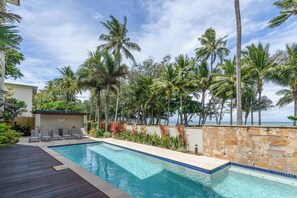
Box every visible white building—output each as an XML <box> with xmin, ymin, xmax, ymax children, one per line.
<box><xmin>4</xmin><ymin>82</ymin><xmax>38</xmax><ymax>117</ymax></box>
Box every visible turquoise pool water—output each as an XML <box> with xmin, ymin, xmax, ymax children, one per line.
<box><xmin>51</xmin><ymin>143</ymin><xmax>297</xmax><ymax>198</ymax></box>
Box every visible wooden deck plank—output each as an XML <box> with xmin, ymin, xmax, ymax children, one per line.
<box><xmin>0</xmin><ymin>144</ymin><xmax>109</xmax><ymax>198</ymax></box>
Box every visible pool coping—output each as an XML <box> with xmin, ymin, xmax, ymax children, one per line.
<box><xmin>101</xmin><ymin>141</ymin><xmax>231</xmax><ymax>174</ymax></box>
<box><xmin>41</xmin><ymin>144</ymin><xmax>131</xmax><ymax>198</ymax></box>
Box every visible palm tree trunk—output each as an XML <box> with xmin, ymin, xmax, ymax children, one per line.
<box><xmin>114</xmin><ymin>88</ymin><xmax>119</xmax><ymax>122</ymax></box>
<box><xmin>199</xmin><ymin>90</ymin><xmax>206</xmax><ymax>126</ymax></box>
<box><xmin>105</xmin><ymin>84</ymin><xmax>110</xmax><ymax>131</ymax></box>
<box><xmin>251</xmin><ymin>95</ymin><xmax>254</xmax><ymax>125</ymax></box>
<box><xmin>230</xmin><ymin>98</ymin><xmax>233</xmax><ymax>125</ymax></box>
<box><xmin>293</xmin><ymin>94</ymin><xmax>297</xmax><ymax>126</ymax></box>
<box><xmin>234</xmin><ymin>0</ymin><xmax>242</xmax><ymax>125</ymax></box>
<box><xmin>96</xmin><ymin>91</ymin><xmax>101</xmax><ymax>129</ymax></box>
<box><xmin>244</xmin><ymin>112</ymin><xmax>249</xmax><ymax>125</ymax></box>
<box><xmin>219</xmin><ymin>99</ymin><xmax>225</xmax><ymax>125</ymax></box>
<box><xmin>180</xmin><ymin>94</ymin><xmax>183</xmax><ymax>125</ymax></box>
<box><xmin>258</xmin><ymin>88</ymin><xmax>262</xmax><ymax>125</ymax></box>
<box><xmin>167</xmin><ymin>94</ymin><xmax>171</xmax><ymax>126</ymax></box>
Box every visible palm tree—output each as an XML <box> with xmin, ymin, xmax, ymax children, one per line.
<box><xmin>78</xmin><ymin>50</ymin><xmax>105</xmax><ymax>129</ymax></box>
<box><xmin>243</xmin><ymin>43</ymin><xmax>278</xmax><ymax>125</ymax></box>
<box><xmin>191</xmin><ymin>61</ymin><xmax>211</xmax><ymax>125</ymax></box>
<box><xmin>98</xmin><ymin>15</ymin><xmax>141</xmax><ymax>63</ymax></box>
<box><xmin>97</xmin><ymin>51</ymin><xmax>128</xmax><ymax>131</ymax></box>
<box><xmin>234</xmin><ymin>0</ymin><xmax>243</xmax><ymax>125</ymax></box>
<box><xmin>211</xmin><ymin>58</ymin><xmax>236</xmax><ymax>125</ymax></box>
<box><xmin>57</xmin><ymin>66</ymin><xmax>78</xmax><ymax>111</ymax></box>
<box><xmin>268</xmin><ymin>0</ymin><xmax>297</xmax><ymax>28</ymax></box>
<box><xmin>151</xmin><ymin>64</ymin><xmax>179</xmax><ymax>125</ymax></box>
<box><xmin>273</xmin><ymin>43</ymin><xmax>297</xmax><ymax>125</ymax></box>
<box><xmin>175</xmin><ymin>54</ymin><xmax>192</xmax><ymax>124</ymax></box>
<box><xmin>195</xmin><ymin>28</ymin><xmax>230</xmax><ymax>73</ymax></box>
<box><xmin>0</xmin><ymin>6</ymin><xmax>22</xmax><ymax>50</ymax></box>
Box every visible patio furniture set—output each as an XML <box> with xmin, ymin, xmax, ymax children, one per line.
<box><xmin>29</xmin><ymin>127</ymin><xmax>88</xmax><ymax>142</ymax></box>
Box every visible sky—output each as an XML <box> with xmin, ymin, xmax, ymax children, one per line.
<box><xmin>6</xmin><ymin>0</ymin><xmax>297</xmax><ymax>122</ymax></box>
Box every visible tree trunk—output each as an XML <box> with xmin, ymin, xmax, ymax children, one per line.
<box><xmin>258</xmin><ymin>88</ymin><xmax>262</xmax><ymax>125</ymax></box>
<box><xmin>167</xmin><ymin>94</ymin><xmax>171</xmax><ymax>126</ymax></box>
<box><xmin>234</xmin><ymin>0</ymin><xmax>242</xmax><ymax>125</ymax></box>
<box><xmin>219</xmin><ymin>99</ymin><xmax>225</xmax><ymax>125</ymax></box>
<box><xmin>244</xmin><ymin>111</ymin><xmax>249</xmax><ymax>125</ymax></box>
<box><xmin>293</xmin><ymin>91</ymin><xmax>297</xmax><ymax>126</ymax></box>
<box><xmin>105</xmin><ymin>84</ymin><xmax>110</xmax><ymax>131</ymax></box>
<box><xmin>114</xmin><ymin>88</ymin><xmax>119</xmax><ymax>122</ymax></box>
<box><xmin>251</xmin><ymin>95</ymin><xmax>254</xmax><ymax>125</ymax></box>
<box><xmin>230</xmin><ymin>98</ymin><xmax>233</xmax><ymax>125</ymax></box>
<box><xmin>180</xmin><ymin>94</ymin><xmax>183</xmax><ymax>125</ymax></box>
<box><xmin>199</xmin><ymin>90</ymin><xmax>206</xmax><ymax>126</ymax></box>
<box><xmin>96</xmin><ymin>91</ymin><xmax>101</xmax><ymax>130</ymax></box>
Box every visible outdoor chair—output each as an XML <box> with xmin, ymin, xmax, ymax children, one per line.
<box><xmin>71</xmin><ymin>127</ymin><xmax>82</xmax><ymax>139</ymax></box>
<box><xmin>80</xmin><ymin>128</ymin><xmax>89</xmax><ymax>138</ymax></box>
<box><xmin>41</xmin><ymin>129</ymin><xmax>52</xmax><ymax>141</ymax></box>
<box><xmin>62</xmin><ymin>128</ymin><xmax>71</xmax><ymax>139</ymax></box>
<box><xmin>29</xmin><ymin>129</ymin><xmax>39</xmax><ymax>142</ymax></box>
<box><xmin>52</xmin><ymin>129</ymin><xmax>62</xmax><ymax>140</ymax></box>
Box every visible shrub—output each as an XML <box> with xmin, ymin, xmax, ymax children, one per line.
<box><xmin>89</xmin><ymin>128</ymin><xmax>95</xmax><ymax>137</ymax></box>
<box><xmin>12</xmin><ymin>125</ymin><xmax>30</xmax><ymax>136</ymax></box>
<box><xmin>176</xmin><ymin>124</ymin><xmax>187</xmax><ymax>148</ymax></box>
<box><xmin>0</xmin><ymin>123</ymin><xmax>22</xmax><ymax>144</ymax></box>
<box><xmin>93</xmin><ymin>129</ymin><xmax>105</xmax><ymax>138</ymax></box>
<box><xmin>160</xmin><ymin>125</ymin><xmax>169</xmax><ymax>137</ymax></box>
<box><xmin>110</xmin><ymin>122</ymin><xmax>125</xmax><ymax>134</ymax></box>
<box><xmin>103</xmin><ymin>132</ymin><xmax>111</xmax><ymax>138</ymax></box>
<box><xmin>131</xmin><ymin>125</ymin><xmax>138</xmax><ymax>135</ymax></box>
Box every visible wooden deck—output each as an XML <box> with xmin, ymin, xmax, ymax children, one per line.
<box><xmin>0</xmin><ymin>144</ymin><xmax>109</xmax><ymax>198</ymax></box>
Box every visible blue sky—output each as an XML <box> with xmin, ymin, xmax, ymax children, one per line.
<box><xmin>6</xmin><ymin>0</ymin><xmax>297</xmax><ymax>122</ymax></box>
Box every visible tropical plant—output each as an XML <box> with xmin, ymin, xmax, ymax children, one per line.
<box><xmin>195</xmin><ymin>28</ymin><xmax>230</xmax><ymax>72</ymax></box>
<box><xmin>273</xmin><ymin>44</ymin><xmax>297</xmax><ymax>125</ymax></box>
<box><xmin>96</xmin><ymin>51</ymin><xmax>128</xmax><ymax>131</ymax></box>
<box><xmin>268</xmin><ymin>0</ymin><xmax>297</xmax><ymax>28</ymax></box>
<box><xmin>5</xmin><ymin>48</ymin><xmax>24</xmax><ymax>79</ymax></box>
<box><xmin>211</xmin><ymin>57</ymin><xmax>236</xmax><ymax>125</ymax></box>
<box><xmin>0</xmin><ymin>122</ymin><xmax>22</xmax><ymax>144</ymax></box>
<box><xmin>242</xmin><ymin>43</ymin><xmax>278</xmax><ymax>125</ymax></box>
<box><xmin>56</xmin><ymin>66</ymin><xmax>78</xmax><ymax>110</ymax></box>
<box><xmin>98</xmin><ymin>15</ymin><xmax>141</xmax><ymax>63</ymax></box>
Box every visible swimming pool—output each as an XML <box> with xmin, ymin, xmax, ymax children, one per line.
<box><xmin>51</xmin><ymin>142</ymin><xmax>297</xmax><ymax>198</ymax></box>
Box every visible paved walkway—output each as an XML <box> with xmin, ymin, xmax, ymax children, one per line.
<box><xmin>0</xmin><ymin>144</ymin><xmax>108</xmax><ymax>198</ymax></box>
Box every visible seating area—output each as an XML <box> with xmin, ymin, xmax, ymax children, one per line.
<box><xmin>29</xmin><ymin>127</ymin><xmax>85</xmax><ymax>142</ymax></box>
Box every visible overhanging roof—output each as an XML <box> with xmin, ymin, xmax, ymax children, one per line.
<box><xmin>33</xmin><ymin>110</ymin><xmax>88</xmax><ymax>115</ymax></box>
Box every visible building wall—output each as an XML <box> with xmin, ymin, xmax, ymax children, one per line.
<box><xmin>35</xmin><ymin>114</ymin><xmax>85</xmax><ymax>130</ymax></box>
<box><xmin>5</xmin><ymin>83</ymin><xmax>36</xmax><ymax>117</ymax></box>
<box><xmin>126</xmin><ymin>125</ymin><xmax>203</xmax><ymax>153</ymax></box>
<box><xmin>203</xmin><ymin>125</ymin><xmax>297</xmax><ymax>174</ymax></box>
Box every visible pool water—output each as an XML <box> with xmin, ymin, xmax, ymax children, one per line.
<box><xmin>51</xmin><ymin>143</ymin><xmax>297</xmax><ymax>198</ymax></box>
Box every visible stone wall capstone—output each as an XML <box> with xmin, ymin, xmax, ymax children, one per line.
<box><xmin>203</xmin><ymin>125</ymin><xmax>297</xmax><ymax>174</ymax></box>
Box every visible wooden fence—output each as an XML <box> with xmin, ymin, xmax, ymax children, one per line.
<box><xmin>13</xmin><ymin>117</ymin><xmax>35</xmax><ymax>131</ymax></box>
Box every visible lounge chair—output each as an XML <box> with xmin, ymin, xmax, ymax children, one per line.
<box><xmin>71</xmin><ymin>127</ymin><xmax>82</xmax><ymax>139</ymax></box>
<box><xmin>80</xmin><ymin>128</ymin><xmax>89</xmax><ymax>137</ymax></box>
<box><xmin>41</xmin><ymin>129</ymin><xmax>52</xmax><ymax>141</ymax></box>
<box><xmin>62</xmin><ymin>128</ymin><xmax>71</xmax><ymax>139</ymax></box>
<box><xmin>52</xmin><ymin>129</ymin><xmax>62</xmax><ymax>140</ymax></box>
<box><xmin>29</xmin><ymin>129</ymin><xmax>39</xmax><ymax>142</ymax></box>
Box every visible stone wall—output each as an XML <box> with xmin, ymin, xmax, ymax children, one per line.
<box><xmin>203</xmin><ymin>125</ymin><xmax>297</xmax><ymax>174</ymax></box>
<box><xmin>126</xmin><ymin>125</ymin><xmax>203</xmax><ymax>153</ymax></box>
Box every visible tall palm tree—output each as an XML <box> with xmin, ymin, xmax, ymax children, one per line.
<box><xmin>151</xmin><ymin>64</ymin><xmax>179</xmax><ymax>125</ymax></box>
<box><xmin>273</xmin><ymin>43</ymin><xmax>297</xmax><ymax>125</ymax></box>
<box><xmin>268</xmin><ymin>0</ymin><xmax>297</xmax><ymax>28</ymax></box>
<box><xmin>195</xmin><ymin>28</ymin><xmax>230</xmax><ymax>73</ymax></box>
<box><xmin>234</xmin><ymin>0</ymin><xmax>243</xmax><ymax>125</ymax></box>
<box><xmin>57</xmin><ymin>66</ymin><xmax>78</xmax><ymax>111</ymax></box>
<box><xmin>98</xmin><ymin>15</ymin><xmax>141</xmax><ymax>63</ymax></box>
<box><xmin>78</xmin><ymin>50</ymin><xmax>105</xmax><ymax>129</ymax></box>
<box><xmin>191</xmin><ymin>61</ymin><xmax>211</xmax><ymax>125</ymax></box>
<box><xmin>243</xmin><ymin>43</ymin><xmax>278</xmax><ymax>125</ymax></box>
<box><xmin>97</xmin><ymin>51</ymin><xmax>128</xmax><ymax>131</ymax></box>
<box><xmin>211</xmin><ymin>57</ymin><xmax>236</xmax><ymax>125</ymax></box>
<box><xmin>175</xmin><ymin>54</ymin><xmax>192</xmax><ymax>124</ymax></box>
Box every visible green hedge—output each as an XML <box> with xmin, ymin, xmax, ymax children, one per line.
<box><xmin>0</xmin><ymin>123</ymin><xmax>22</xmax><ymax>145</ymax></box>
